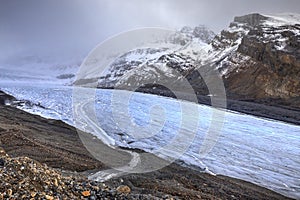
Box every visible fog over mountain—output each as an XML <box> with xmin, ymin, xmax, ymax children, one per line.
<box><xmin>0</xmin><ymin>0</ymin><xmax>299</xmax><ymax>65</ymax></box>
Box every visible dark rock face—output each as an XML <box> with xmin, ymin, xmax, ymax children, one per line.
<box><xmin>237</xmin><ymin>26</ymin><xmax>300</xmax><ymax>76</ymax></box>
<box><xmin>235</xmin><ymin>34</ymin><xmax>300</xmax><ymax>99</ymax></box>
<box><xmin>212</xmin><ymin>14</ymin><xmax>300</xmax><ymax>107</ymax></box>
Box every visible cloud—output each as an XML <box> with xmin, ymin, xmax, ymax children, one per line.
<box><xmin>0</xmin><ymin>0</ymin><xmax>299</xmax><ymax>63</ymax></box>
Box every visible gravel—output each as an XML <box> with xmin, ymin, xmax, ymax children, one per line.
<box><xmin>0</xmin><ymin>147</ymin><xmax>169</xmax><ymax>200</ymax></box>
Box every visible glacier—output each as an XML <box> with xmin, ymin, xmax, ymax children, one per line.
<box><xmin>0</xmin><ymin>82</ymin><xmax>299</xmax><ymax>199</ymax></box>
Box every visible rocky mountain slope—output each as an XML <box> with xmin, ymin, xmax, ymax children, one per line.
<box><xmin>95</xmin><ymin>25</ymin><xmax>215</xmax><ymax>91</ymax></box>
<box><xmin>216</xmin><ymin>13</ymin><xmax>300</xmax><ymax>108</ymax></box>
<box><xmin>77</xmin><ymin>13</ymin><xmax>299</xmax><ymax>109</ymax></box>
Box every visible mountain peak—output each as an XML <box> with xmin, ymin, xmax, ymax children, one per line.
<box><xmin>233</xmin><ymin>13</ymin><xmax>300</xmax><ymax>28</ymax></box>
<box><xmin>168</xmin><ymin>25</ymin><xmax>215</xmax><ymax>46</ymax></box>
<box><xmin>233</xmin><ymin>13</ymin><xmax>269</xmax><ymax>27</ymax></box>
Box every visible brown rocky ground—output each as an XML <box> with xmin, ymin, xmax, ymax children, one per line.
<box><xmin>0</xmin><ymin>148</ymin><xmax>137</xmax><ymax>199</ymax></box>
<box><xmin>0</xmin><ymin>93</ymin><xmax>104</xmax><ymax>172</ymax></box>
<box><xmin>106</xmin><ymin>163</ymin><xmax>293</xmax><ymax>200</ymax></box>
<box><xmin>0</xmin><ymin>91</ymin><xmax>294</xmax><ymax>199</ymax></box>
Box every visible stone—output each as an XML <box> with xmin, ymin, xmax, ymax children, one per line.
<box><xmin>30</xmin><ymin>192</ymin><xmax>37</xmax><ymax>198</ymax></box>
<box><xmin>81</xmin><ymin>190</ymin><xmax>91</xmax><ymax>197</ymax></box>
<box><xmin>7</xmin><ymin>189</ymin><xmax>12</xmax><ymax>196</ymax></box>
<box><xmin>116</xmin><ymin>185</ymin><xmax>131</xmax><ymax>194</ymax></box>
<box><xmin>0</xmin><ymin>158</ymin><xmax>5</xmax><ymax>167</ymax></box>
<box><xmin>53</xmin><ymin>178</ymin><xmax>58</xmax><ymax>187</ymax></box>
<box><xmin>45</xmin><ymin>195</ymin><xmax>54</xmax><ymax>200</ymax></box>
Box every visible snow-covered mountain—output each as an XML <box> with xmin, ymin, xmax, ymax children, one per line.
<box><xmin>79</xmin><ymin>13</ymin><xmax>299</xmax><ymax>108</ymax></box>
<box><xmin>94</xmin><ymin>25</ymin><xmax>215</xmax><ymax>90</ymax></box>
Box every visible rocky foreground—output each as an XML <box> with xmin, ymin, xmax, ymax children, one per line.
<box><xmin>0</xmin><ymin>91</ymin><xmax>293</xmax><ymax>199</ymax></box>
<box><xmin>0</xmin><ymin>148</ymin><xmax>138</xmax><ymax>200</ymax></box>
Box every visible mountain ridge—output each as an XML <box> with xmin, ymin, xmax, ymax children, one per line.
<box><xmin>75</xmin><ymin>13</ymin><xmax>300</xmax><ymax>110</ymax></box>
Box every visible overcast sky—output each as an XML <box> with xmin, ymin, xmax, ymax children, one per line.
<box><xmin>0</xmin><ymin>0</ymin><xmax>299</xmax><ymax>63</ymax></box>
